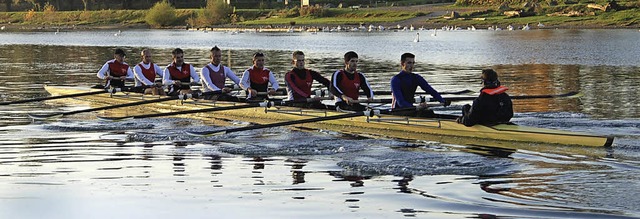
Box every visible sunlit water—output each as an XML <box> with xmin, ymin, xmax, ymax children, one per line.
<box><xmin>0</xmin><ymin>29</ymin><xmax>639</xmax><ymax>218</ymax></box>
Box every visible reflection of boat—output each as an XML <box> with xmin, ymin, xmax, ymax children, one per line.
<box><xmin>42</xmin><ymin>85</ymin><xmax>614</xmax><ymax>149</ymax></box>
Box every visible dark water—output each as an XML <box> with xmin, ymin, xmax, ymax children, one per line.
<box><xmin>0</xmin><ymin>30</ymin><xmax>639</xmax><ymax>218</ymax></box>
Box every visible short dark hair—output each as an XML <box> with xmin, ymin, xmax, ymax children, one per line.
<box><xmin>481</xmin><ymin>69</ymin><xmax>500</xmax><ymax>88</ymax></box>
<box><xmin>292</xmin><ymin>51</ymin><xmax>304</xmax><ymax>59</ymax></box>
<box><xmin>172</xmin><ymin>48</ymin><xmax>184</xmax><ymax>57</ymax></box>
<box><xmin>401</xmin><ymin>53</ymin><xmax>415</xmax><ymax>63</ymax></box>
<box><xmin>253</xmin><ymin>52</ymin><xmax>265</xmax><ymax>60</ymax></box>
<box><xmin>210</xmin><ymin>46</ymin><xmax>221</xmax><ymax>53</ymax></box>
<box><xmin>344</xmin><ymin>51</ymin><xmax>358</xmax><ymax>63</ymax></box>
<box><xmin>114</xmin><ymin>48</ymin><xmax>126</xmax><ymax>57</ymax></box>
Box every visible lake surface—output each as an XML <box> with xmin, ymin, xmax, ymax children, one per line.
<box><xmin>0</xmin><ymin>29</ymin><xmax>639</xmax><ymax>218</ymax></box>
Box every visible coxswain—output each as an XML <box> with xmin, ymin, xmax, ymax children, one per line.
<box><xmin>163</xmin><ymin>48</ymin><xmax>199</xmax><ymax>96</ymax></box>
<box><xmin>285</xmin><ymin>50</ymin><xmax>331</xmax><ymax>106</ymax></box>
<box><xmin>133</xmin><ymin>49</ymin><xmax>165</xmax><ymax>95</ymax></box>
<box><xmin>330</xmin><ymin>51</ymin><xmax>373</xmax><ymax>111</ymax></box>
<box><xmin>96</xmin><ymin>48</ymin><xmax>133</xmax><ymax>89</ymax></box>
<box><xmin>200</xmin><ymin>46</ymin><xmax>241</xmax><ymax>101</ymax></box>
<box><xmin>457</xmin><ymin>69</ymin><xmax>513</xmax><ymax>126</ymax></box>
<box><xmin>390</xmin><ymin>52</ymin><xmax>449</xmax><ymax>117</ymax></box>
<box><xmin>239</xmin><ymin>52</ymin><xmax>280</xmax><ymax>100</ymax></box>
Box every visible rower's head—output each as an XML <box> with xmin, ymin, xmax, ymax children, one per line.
<box><xmin>114</xmin><ymin>48</ymin><xmax>126</xmax><ymax>63</ymax></box>
<box><xmin>210</xmin><ymin>46</ymin><xmax>222</xmax><ymax>66</ymax></box>
<box><xmin>253</xmin><ymin>52</ymin><xmax>265</xmax><ymax>69</ymax></box>
<box><xmin>481</xmin><ymin>69</ymin><xmax>500</xmax><ymax>88</ymax></box>
<box><xmin>292</xmin><ymin>51</ymin><xmax>305</xmax><ymax>70</ymax></box>
<box><xmin>172</xmin><ymin>48</ymin><xmax>185</xmax><ymax>66</ymax></box>
<box><xmin>140</xmin><ymin>49</ymin><xmax>152</xmax><ymax>64</ymax></box>
<box><xmin>343</xmin><ymin>51</ymin><xmax>358</xmax><ymax>73</ymax></box>
<box><xmin>401</xmin><ymin>53</ymin><xmax>415</xmax><ymax>73</ymax></box>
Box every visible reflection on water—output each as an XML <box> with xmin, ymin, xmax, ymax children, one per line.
<box><xmin>1</xmin><ymin>30</ymin><xmax>640</xmax><ymax>218</ymax></box>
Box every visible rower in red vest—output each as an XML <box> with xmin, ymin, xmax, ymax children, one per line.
<box><xmin>240</xmin><ymin>52</ymin><xmax>280</xmax><ymax>100</ymax></box>
<box><xmin>330</xmin><ymin>51</ymin><xmax>374</xmax><ymax>111</ymax></box>
<box><xmin>96</xmin><ymin>48</ymin><xmax>133</xmax><ymax>88</ymax></box>
<box><xmin>162</xmin><ymin>48</ymin><xmax>199</xmax><ymax>96</ymax></box>
<box><xmin>133</xmin><ymin>49</ymin><xmax>165</xmax><ymax>95</ymax></box>
<box><xmin>200</xmin><ymin>46</ymin><xmax>241</xmax><ymax>101</ymax></box>
<box><xmin>457</xmin><ymin>69</ymin><xmax>513</xmax><ymax>126</ymax></box>
<box><xmin>285</xmin><ymin>50</ymin><xmax>331</xmax><ymax>104</ymax></box>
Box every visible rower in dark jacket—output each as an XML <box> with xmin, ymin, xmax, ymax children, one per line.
<box><xmin>457</xmin><ymin>69</ymin><xmax>513</xmax><ymax>126</ymax></box>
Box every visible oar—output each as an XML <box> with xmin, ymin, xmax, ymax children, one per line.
<box><xmin>0</xmin><ymin>88</ymin><xmax>116</xmax><ymax>106</ymax></box>
<box><xmin>97</xmin><ymin>95</ymin><xmax>333</xmax><ymax>121</ymax></box>
<box><xmin>367</xmin><ymin>89</ymin><xmax>475</xmax><ymax>96</ymax></box>
<box><xmin>186</xmin><ymin>109</ymin><xmax>384</xmax><ymax>137</ymax></box>
<box><xmin>28</xmin><ymin>90</ymin><xmax>227</xmax><ymax>120</ymax></box>
<box><xmin>97</xmin><ymin>101</ymin><xmax>272</xmax><ymax>121</ymax></box>
<box><xmin>28</xmin><ymin>95</ymin><xmax>184</xmax><ymax>120</ymax></box>
<box><xmin>443</xmin><ymin>91</ymin><xmax>581</xmax><ymax>102</ymax></box>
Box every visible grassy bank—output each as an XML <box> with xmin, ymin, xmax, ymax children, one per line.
<box><xmin>0</xmin><ymin>4</ymin><xmax>639</xmax><ymax>30</ymax></box>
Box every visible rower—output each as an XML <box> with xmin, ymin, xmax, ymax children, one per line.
<box><xmin>200</xmin><ymin>46</ymin><xmax>241</xmax><ymax>101</ymax></box>
<box><xmin>330</xmin><ymin>51</ymin><xmax>373</xmax><ymax>111</ymax></box>
<box><xmin>284</xmin><ymin>50</ymin><xmax>331</xmax><ymax>107</ymax></box>
<box><xmin>163</xmin><ymin>48</ymin><xmax>200</xmax><ymax>96</ymax></box>
<box><xmin>133</xmin><ymin>49</ymin><xmax>165</xmax><ymax>95</ymax></box>
<box><xmin>457</xmin><ymin>69</ymin><xmax>513</xmax><ymax>126</ymax></box>
<box><xmin>240</xmin><ymin>52</ymin><xmax>280</xmax><ymax>100</ymax></box>
<box><xmin>96</xmin><ymin>48</ymin><xmax>134</xmax><ymax>89</ymax></box>
<box><xmin>390</xmin><ymin>52</ymin><xmax>449</xmax><ymax>117</ymax></box>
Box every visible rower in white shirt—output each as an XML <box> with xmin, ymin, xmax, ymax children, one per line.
<box><xmin>239</xmin><ymin>52</ymin><xmax>279</xmax><ymax>100</ymax></box>
<box><xmin>96</xmin><ymin>48</ymin><xmax>134</xmax><ymax>88</ymax></box>
<box><xmin>133</xmin><ymin>49</ymin><xmax>165</xmax><ymax>95</ymax></box>
<box><xmin>162</xmin><ymin>48</ymin><xmax>199</xmax><ymax>96</ymax></box>
<box><xmin>200</xmin><ymin>46</ymin><xmax>241</xmax><ymax>101</ymax></box>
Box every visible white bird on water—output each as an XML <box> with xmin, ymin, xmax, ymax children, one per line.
<box><xmin>414</xmin><ymin>32</ymin><xmax>420</xmax><ymax>42</ymax></box>
<box><xmin>431</xmin><ymin>29</ymin><xmax>437</xmax><ymax>37</ymax></box>
<box><xmin>114</xmin><ymin>30</ymin><xmax>122</xmax><ymax>36</ymax></box>
<box><xmin>1</xmin><ymin>26</ymin><xmax>5</xmax><ymax>31</ymax></box>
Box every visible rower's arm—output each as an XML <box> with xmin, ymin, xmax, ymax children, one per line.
<box><xmin>330</xmin><ymin>71</ymin><xmax>345</xmax><ymax>99</ymax></box>
<box><xmin>189</xmin><ymin>65</ymin><xmax>200</xmax><ymax>83</ymax></box>
<box><xmin>417</xmin><ymin>76</ymin><xmax>445</xmax><ymax>103</ymax></box>
<box><xmin>154</xmin><ymin>64</ymin><xmax>164</xmax><ymax>79</ymax></box>
<box><xmin>125</xmin><ymin>67</ymin><xmax>135</xmax><ymax>80</ymax></box>
<box><xmin>162</xmin><ymin>68</ymin><xmax>173</xmax><ymax>85</ymax></box>
<box><xmin>239</xmin><ymin>69</ymin><xmax>251</xmax><ymax>90</ymax></box>
<box><xmin>268</xmin><ymin>71</ymin><xmax>279</xmax><ymax>90</ymax></box>
<box><xmin>96</xmin><ymin>63</ymin><xmax>110</xmax><ymax>79</ymax></box>
<box><xmin>359</xmin><ymin>73</ymin><xmax>374</xmax><ymax>99</ymax></box>
<box><xmin>311</xmin><ymin>70</ymin><xmax>331</xmax><ymax>88</ymax></box>
<box><xmin>225</xmin><ymin>67</ymin><xmax>241</xmax><ymax>86</ymax></box>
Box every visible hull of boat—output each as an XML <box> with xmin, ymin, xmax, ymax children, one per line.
<box><xmin>42</xmin><ymin>85</ymin><xmax>614</xmax><ymax>149</ymax></box>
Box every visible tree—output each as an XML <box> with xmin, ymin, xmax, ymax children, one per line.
<box><xmin>146</xmin><ymin>0</ymin><xmax>177</xmax><ymax>27</ymax></box>
<box><xmin>198</xmin><ymin>0</ymin><xmax>233</xmax><ymax>25</ymax></box>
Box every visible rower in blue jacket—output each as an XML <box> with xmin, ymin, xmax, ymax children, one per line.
<box><xmin>390</xmin><ymin>53</ymin><xmax>448</xmax><ymax>117</ymax></box>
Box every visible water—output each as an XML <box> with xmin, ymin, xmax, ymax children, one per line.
<box><xmin>0</xmin><ymin>29</ymin><xmax>639</xmax><ymax>218</ymax></box>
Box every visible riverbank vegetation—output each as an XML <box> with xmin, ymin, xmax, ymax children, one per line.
<box><xmin>0</xmin><ymin>0</ymin><xmax>638</xmax><ymax>29</ymax></box>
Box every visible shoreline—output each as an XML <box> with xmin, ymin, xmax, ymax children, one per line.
<box><xmin>2</xmin><ymin>21</ymin><xmax>639</xmax><ymax>33</ymax></box>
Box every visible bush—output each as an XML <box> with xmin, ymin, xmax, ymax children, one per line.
<box><xmin>188</xmin><ymin>0</ymin><xmax>233</xmax><ymax>27</ymax></box>
<box><xmin>146</xmin><ymin>0</ymin><xmax>177</xmax><ymax>27</ymax></box>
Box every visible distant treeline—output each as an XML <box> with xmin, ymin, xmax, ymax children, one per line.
<box><xmin>0</xmin><ymin>0</ymin><xmax>455</xmax><ymax>12</ymax></box>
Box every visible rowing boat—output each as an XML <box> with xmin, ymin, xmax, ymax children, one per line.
<box><xmin>41</xmin><ymin>85</ymin><xmax>614</xmax><ymax>149</ymax></box>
